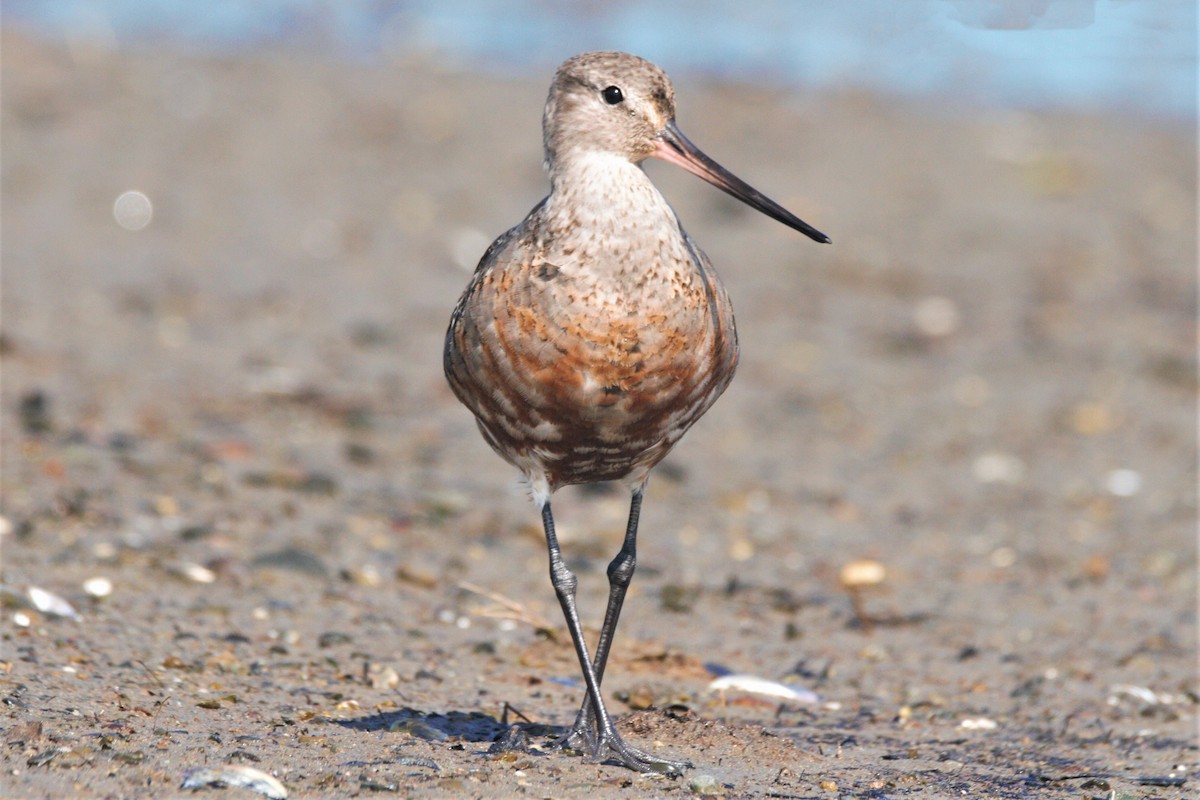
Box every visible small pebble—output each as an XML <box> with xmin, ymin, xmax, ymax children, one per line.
<box><xmin>1108</xmin><ymin>684</ymin><xmax>1171</xmax><ymax>705</ymax></box>
<box><xmin>92</xmin><ymin>541</ymin><xmax>118</xmax><ymax>560</ymax></box>
<box><xmin>28</xmin><ymin>587</ymin><xmax>80</xmax><ymax>620</ymax></box>
<box><xmin>368</xmin><ymin>665</ymin><xmax>400</xmax><ymax>690</ymax></box>
<box><xmin>389</xmin><ymin>718</ymin><xmax>449</xmax><ymax>741</ymax></box>
<box><xmin>960</xmin><ymin>717</ymin><xmax>998</xmax><ymax>730</ymax></box>
<box><xmin>83</xmin><ymin>577</ymin><xmax>113</xmax><ymax>598</ymax></box>
<box><xmin>112</xmin><ymin>750</ymin><xmax>146</xmax><ymax>765</ymax></box>
<box><xmin>344</xmin><ymin>563</ymin><xmax>384</xmax><ymax>587</ymax></box>
<box><xmin>173</xmin><ymin>562</ymin><xmax>217</xmax><ymax>584</ymax></box>
<box><xmin>839</xmin><ymin>559</ymin><xmax>885</xmax><ymax>588</ymax></box>
<box><xmin>1104</xmin><ymin>468</ymin><xmax>1142</xmax><ymax>497</ymax></box>
<box><xmin>688</xmin><ymin>774</ymin><xmax>723</xmax><ymax>795</ymax></box>
<box><xmin>251</xmin><ymin>548</ymin><xmax>328</xmax><ymax>577</ymax></box>
<box><xmin>19</xmin><ymin>391</ymin><xmax>53</xmax><ymax>434</ymax></box>
<box><xmin>113</xmin><ymin>190</ymin><xmax>153</xmax><ymax>231</ymax></box>
<box><xmin>181</xmin><ymin>765</ymin><xmax>287</xmax><ymax>799</ymax></box>
<box><xmin>727</xmin><ymin>538</ymin><xmax>754</xmax><ymax>561</ymax></box>
<box><xmin>317</xmin><ymin>632</ymin><xmax>351</xmax><ymax>648</ymax></box>
<box><xmin>913</xmin><ymin>295</ymin><xmax>960</xmax><ymax>337</ymax></box>
<box><xmin>154</xmin><ymin>495</ymin><xmax>179</xmax><ymax>517</ymax></box>
<box><xmin>1068</xmin><ymin>402</ymin><xmax>1115</xmax><ymax>435</ymax></box>
<box><xmin>988</xmin><ymin>547</ymin><xmax>1017</xmax><ymax>568</ymax></box>
<box><xmin>660</xmin><ymin>584</ymin><xmax>699</xmax><ymax>613</ymax></box>
<box><xmin>708</xmin><ymin>674</ymin><xmax>819</xmax><ymax>704</ymax></box>
<box><xmin>972</xmin><ymin>452</ymin><xmax>1025</xmax><ymax>484</ymax></box>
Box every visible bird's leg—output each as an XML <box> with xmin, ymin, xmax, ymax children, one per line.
<box><xmin>594</xmin><ymin>488</ymin><xmax>644</xmax><ymax>685</ymax></box>
<box><xmin>545</xmin><ymin>494</ymin><xmax>691</xmax><ymax>774</ymax></box>
<box><xmin>562</xmin><ymin>489</ymin><xmax>641</xmax><ymax>749</ymax></box>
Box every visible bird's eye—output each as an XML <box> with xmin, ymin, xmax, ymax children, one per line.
<box><xmin>602</xmin><ymin>85</ymin><xmax>624</xmax><ymax>105</ymax></box>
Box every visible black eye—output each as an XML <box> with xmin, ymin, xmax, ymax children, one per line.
<box><xmin>602</xmin><ymin>85</ymin><xmax>624</xmax><ymax>105</ymax></box>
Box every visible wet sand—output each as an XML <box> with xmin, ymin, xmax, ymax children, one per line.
<box><xmin>1</xmin><ymin>32</ymin><xmax>1196</xmax><ymax>798</ymax></box>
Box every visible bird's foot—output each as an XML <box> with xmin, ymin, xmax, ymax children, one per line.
<box><xmin>551</xmin><ymin>719</ymin><xmax>689</xmax><ymax>775</ymax></box>
<box><xmin>590</xmin><ymin>731</ymin><xmax>690</xmax><ymax>776</ymax></box>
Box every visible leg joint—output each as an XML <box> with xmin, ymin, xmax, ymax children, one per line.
<box><xmin>550</xmin><ymin>559</ymin><xmax>578</xmax><ymax>598</ymax></box>
<box><xmin>606</xmin><ymin>549</ymin><xmax>636</xmax><ymax>588</ymax></box>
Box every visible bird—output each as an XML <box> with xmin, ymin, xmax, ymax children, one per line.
<box><xmin>443</xmin><ymin>51</ymin><xmax>829</xmax><ymax>774</ymax></box>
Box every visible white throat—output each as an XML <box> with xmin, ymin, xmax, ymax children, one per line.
<box><xmin>544</xmin><ymin>151</ymin><xmax>676</xmax><ymax>235</ymax></box>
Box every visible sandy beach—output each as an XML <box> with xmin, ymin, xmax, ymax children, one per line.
<box><xmin>1</xmin><ymin>30</ymin><xmax>1196</xmax><ymax>798</ymax></box>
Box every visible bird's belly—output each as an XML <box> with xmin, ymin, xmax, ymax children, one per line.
<box><xmin>445</xmin><ymin>237</ymin><xmax>740</xmax><ymax>489</ymax></box>
<box><xmin>470</xmin><ymin>304</ymin><xmax>736</xmax><ymax>486</ymax></box>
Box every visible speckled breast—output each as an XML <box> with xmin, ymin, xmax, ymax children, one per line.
<box><xmin>445</xmin><ymin>228</ymin><xmax>739</xmax><ymax>489</ymax></box>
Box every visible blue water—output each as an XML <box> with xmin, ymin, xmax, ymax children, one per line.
<box><xmin>4</xmin><ymin>0</ymin><xmax>1195</xmax><ymax>119</ymax></box>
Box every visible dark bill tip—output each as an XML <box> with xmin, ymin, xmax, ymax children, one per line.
<box><xmin>652</xmin><ymin>121</ymin><xmax>830</xmax><ymax>244</ymax></box>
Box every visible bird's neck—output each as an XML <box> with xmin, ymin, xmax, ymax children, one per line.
<box><xmin>536</xmin><ymin>151</ymin><xmax>706</xmax><ymax>310</ymax></box>
<box><xmin>542</xmin><ymin>152</ymin><xmax>678</xmax><ymax>240</ymax></box>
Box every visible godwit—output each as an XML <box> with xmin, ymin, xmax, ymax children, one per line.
<box><xmin>444</xmin><ymin>51</ymin><xmax>828</xmax><ymax>773</ymax></box>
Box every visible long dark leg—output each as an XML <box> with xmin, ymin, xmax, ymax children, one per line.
<box><xmin>563</xmin><ymin>489</ymin><xmax>643</xmax><ymax>747</ymax></box>
<box><xmin>594</xmin><ymin>488</ymin><xmax>643</xmax><ymax>685</ymax></box>
<box><xmin>544</xmin><ymin>495</ymin><xmax>690</xmax><ymax>774</ymax></box>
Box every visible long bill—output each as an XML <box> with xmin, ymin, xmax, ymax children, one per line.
<box><xmin>651</xmin><ymin>120</ymin><xmax>830</xmax><ymax>244</ymax></box>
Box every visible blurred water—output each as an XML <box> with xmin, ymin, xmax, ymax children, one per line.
<box><xmin>4</xmin><ymin>0</ymin><xmax>1196</xmax><ymax>119</ymax></box>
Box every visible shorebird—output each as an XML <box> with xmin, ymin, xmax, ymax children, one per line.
<box><xmin>444</xmin><ymin>51</ymin><xmax>828</xmax><ymax>774</ymax></box>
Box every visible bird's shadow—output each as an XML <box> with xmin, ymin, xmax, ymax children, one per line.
<box><xmin>329</xmin><ymin>706</ymin><xmax>559</xmax><ymax>747</ymax></box>
<box><xmin>330</xmin><ymin>706</ymin><xmax>703</xmax><ymax>776</ymax></box>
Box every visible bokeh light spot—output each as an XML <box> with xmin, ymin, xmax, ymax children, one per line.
<box><xmin>113</xmin><ymin>190</ymin><xmax>153</xmax><ymax>231</ymax></box>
